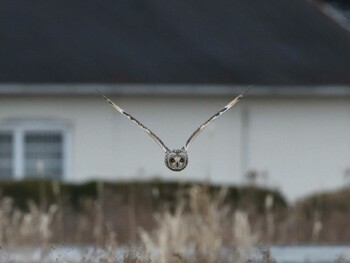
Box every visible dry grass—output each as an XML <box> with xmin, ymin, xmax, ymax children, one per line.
<box><xmin>0</xmin><ymin>197</ymin><xmax>57</xmax><ymax>246</ymax></box>
<box><xmin>0</xmin><ymin>182</ymin><xmax>348</xmax><ymax>262</ymax></box>
<box><xmin>0</xmin><ymin>184</ymin><xmax>277</xmax><ymax>262</ymax></box>
<box><xmin>139</xmin><ymin>186</ymin><xmax>258</xmax><ymax>263</ymax></box>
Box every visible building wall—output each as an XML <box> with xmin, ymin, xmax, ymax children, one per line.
<box><xmin>0</xmin><ymin>94</ymin><xmax>243</xmax><ymax>183</ymax></box>
<box><xmin>246</xmin><ymin>96</ymin><xmax>350</xmax><ymax>200</ymax></box>
<box><xmin>0</xmin><ymin>93</ymin><xmax>349</xmax><ymax>200</ymax></box>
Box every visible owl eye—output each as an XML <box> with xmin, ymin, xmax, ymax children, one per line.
<box><xmin>179</xmin><ymin>158</ymin><xmax>184</xmax><ymax>163</ymax></box>
<box><xmin>170</xmin><ymin>158</ymin><xmax>175</xmax><ymax>163</ymax></box>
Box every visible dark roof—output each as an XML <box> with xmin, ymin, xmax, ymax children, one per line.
<box><xmin>1</xmin><ymin>0</ymin><xmax>350</xmax><ymax>84</ymax></box>
<box><xmin>323</xmin><ymin>0</ymin><xmax>350</xmax><ymax>10</ymax></box>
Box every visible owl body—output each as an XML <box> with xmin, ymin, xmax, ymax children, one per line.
<box><xmin>165</xmin><ymin>148</ymin><xmax>188</xmax><ymax>171</ymax></box>
<box><xmin>99</xmin><ymin>89</ymin><xmax>248</xmax><ymax>171</ymax></box>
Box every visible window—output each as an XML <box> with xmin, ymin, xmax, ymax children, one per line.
<box><xmin>24</xmin><ymin>132</ymin><xmax>64</xmax><ymax>179</ymax></box>
<box><xmin>0</xmin><ymin>132</ymin><xmax>13</xmax><ymax>179</ymax></box>
<box><xmin>0</xmin><ymin>121</ymin><xmax>70</xmax><ymax>180</ymax></box>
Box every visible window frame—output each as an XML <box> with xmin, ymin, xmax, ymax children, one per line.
<box><xmin>0</xmin><ymin>120</ymin><xmax>71</xmax><ymax>180</ymax></box>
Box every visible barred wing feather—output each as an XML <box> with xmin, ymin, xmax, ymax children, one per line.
<box><xmin>184</xmin><ymin>89</ymin><xmax>248</xmax><ymax>151</ymax></box>
<box><xmin>98</xmin><ymin>91</ymin><xmax>170</xmax><ymax>153</ymax></box>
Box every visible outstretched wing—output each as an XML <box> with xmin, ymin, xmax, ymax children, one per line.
<box><xmin>184</xmin><ymin>89</ymin><xmax>249</xmax><ymax>151</ymax></box>
<box><xmin>98</xmin><ymin>91</ymin><xmax>170</xmax><ymax>152</ymax></box>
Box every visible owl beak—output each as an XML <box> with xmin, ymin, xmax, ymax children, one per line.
<box><xmin>176</xmin><ymin>163</ymin><xmax>179</xmax><ymax>168</ymax></box>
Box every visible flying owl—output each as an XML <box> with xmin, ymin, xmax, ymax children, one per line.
<box><xmin>99</xmin><ymin>89</ymin><xmax>248</xmax><ymax>171</ymax></box>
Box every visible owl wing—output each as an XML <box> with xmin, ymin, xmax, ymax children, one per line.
<box><xmin>183</xmin><ymin>89</ymin><xmax>249</xmax><ymax>151</ymax></box>
<box><xmin>98</xmin><ymin>91</ymin><xmax>170</xmax><ymax>152</ymax></box>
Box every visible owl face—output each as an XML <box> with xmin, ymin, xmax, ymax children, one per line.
<box><xmin>165</xmin><ymin>149</ymin><xmax>188</xmax><ymax>171</ymax></box>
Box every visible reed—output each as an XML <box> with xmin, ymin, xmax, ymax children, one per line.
<box><xmin>139</xmin><ymin>186</ymin><xmax>259</xmax><ymax>263</ymax></box>
<box><xmin>0</xmin><ymin>180</ymin><xmax>348</xmax><ymax>262</ymax></box>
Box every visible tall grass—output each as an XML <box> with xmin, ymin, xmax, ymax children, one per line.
<box><xmin>0</xmin><ymin>180</ymin><xmax>348</xmax><ymax>262</ymax></box>
<box><xmin>0</xmin><ymin>184</ymin><xmax>277</xmax><ymax>262</ymax></box>
<box><xmin>139</xmin><ymin>186</ymin><xmax>255</xmax><ymax>262</ymax></box>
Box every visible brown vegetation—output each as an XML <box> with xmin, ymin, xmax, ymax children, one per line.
<box><xmin>0</xmin><ymin>179</ymin><xmax>287</xmax><ymax>245</ymax></box>
<box><xmin>0</xmin><ymin>180</ymin><xmax>348</xmax><ymax>262</ymax></box>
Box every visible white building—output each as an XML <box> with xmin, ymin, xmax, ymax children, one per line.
<box><xmin>1</xmin><ymin>86</ymin><xmax>350</xmax><ymax>201</ymax></box>
<box><xmin>1</xmin><ymin>0</ymin><xmax>350</xmax><ymax>200</ymax></box>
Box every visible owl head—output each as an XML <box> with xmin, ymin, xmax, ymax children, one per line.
<box><xmin>165</xmin><ymin>148</ymin><xmax>188</xmax><ymax>171</ymax></box>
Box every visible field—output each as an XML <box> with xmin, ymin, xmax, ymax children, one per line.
<box><xmin>0</xmin><ymin>180</ymin><xmax>349</xmax><ymax>262</ymax></box>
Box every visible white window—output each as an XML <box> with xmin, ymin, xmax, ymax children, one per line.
<box><xmin>0</xmin><ymin>121</ymin><xmax>71</xmax><ymax>180</ymax></box>
<box><xmin>24</xmin><ymin>132</ymin><xmax>64</xmax><ymax>179</ymax></box>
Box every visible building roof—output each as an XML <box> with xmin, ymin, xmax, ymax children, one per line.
<box><xmin>1</xmin><ymin>84</ymin><xmax>350</xmax><ymax>97</ymax></box>
<box><xmin>1</xmin><ymin>0</ymin><xmax>350</xmax><ymax>85</ymax></box>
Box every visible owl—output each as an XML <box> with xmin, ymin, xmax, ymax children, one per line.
<box><xmin>99</xmin><ymin>89</ymin><xmax>248</xmax><ymax>171</ymax></box>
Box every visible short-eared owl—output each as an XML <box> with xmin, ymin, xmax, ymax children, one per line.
<box><xmin>99</xmin><ymin>89</ymin><xmax>248</xmax><ymax>171</ymax></box>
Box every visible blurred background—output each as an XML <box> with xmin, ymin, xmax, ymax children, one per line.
<box><xmin>0</xmin><ymin>0</ymin><xmax>350</xmax><ymax>261</ymax></box>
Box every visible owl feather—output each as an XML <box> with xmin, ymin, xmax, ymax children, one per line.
<box><xmin>98</xmin><ymin>88</ymin><xmax>248</xmax><ymax>171</ymax></box>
